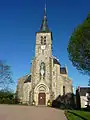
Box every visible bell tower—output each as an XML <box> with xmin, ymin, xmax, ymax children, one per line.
<box><xmin>35</xmin><ymin>5</ymin><xmax>52</xmax><ymax>58</ymax></box>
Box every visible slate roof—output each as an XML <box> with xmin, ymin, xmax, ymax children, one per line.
<box><xmin>40</xmin><ymin>17</ymin><xmax>49</xmax><ymax>32</ymax></box>
<box><xmin>53</xmin><ymin>58</ymin><xmax>60</xmax><ymax>65</ymax></box>
<box><xmin>60</xmin><ymin>67</ymin><xmax>67</xmax><ymax>74</ymax></box>
<box><xmin>24</xmin><ymin>75</ymin><xmax>31</xmax><ymax>83</ymax></box>
<box><xmin>80</xmin><ymin>87</ymin><xmax>90</xmax><ymax>96</ymax></box>
<box><xmin>40</xmin><ymin>5</ymin><xmax>50</xmax><ymax>32</ymax></box>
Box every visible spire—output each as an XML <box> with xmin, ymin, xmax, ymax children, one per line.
<box><xmin>40</xmin><ymin>2</ymin><xmax>50</xmax><ymax>32</ymax></box>
<box><xmin>44</xmin><ymin>2</ymin><xmax>46</xmax><ymax>17</ymax></box>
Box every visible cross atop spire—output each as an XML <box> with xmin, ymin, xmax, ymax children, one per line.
<box><xmin>44</xmin><ymin>2</ymin><xmax>46</xmax><ymax>16</ymax></box>
<box><xmin>40</xmin><ymin>2</ymin><xmax>50</xmax><ymax>32</ymax></box>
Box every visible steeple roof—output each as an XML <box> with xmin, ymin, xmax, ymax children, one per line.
<box><xmin>40</xmin><ymin>4</ymin><xmax>50</xmax><ymax>32</ymax></box>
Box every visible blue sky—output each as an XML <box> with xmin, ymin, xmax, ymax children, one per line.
<box><xmin>0</xmin><ymin>0</ymin><xmax>90</xmax><ymax>92</ymax></box>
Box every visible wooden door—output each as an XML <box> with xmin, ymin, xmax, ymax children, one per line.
<box><xmin>38</xmin><ymin>93</ymin><xmax>46</xmax><ymax>105</ymax></box>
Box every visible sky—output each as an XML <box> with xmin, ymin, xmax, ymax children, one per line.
<box><xmin>0</xmin><ymin>0</ymin><xmax>90</xmax><ymax>92</ymax></box>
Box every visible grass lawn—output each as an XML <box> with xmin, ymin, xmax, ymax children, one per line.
<box><xmin>65</xmin><ymin>110</ymin><xmax>90</xmax><ymax>120</ymax></box>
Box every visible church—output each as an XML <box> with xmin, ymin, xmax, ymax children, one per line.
<box><xmin>16</xmin><ymin>6</ymin><xmax>73</xmax><ymax>106</ymax></box>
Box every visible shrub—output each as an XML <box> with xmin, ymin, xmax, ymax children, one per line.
<box><xmin>52</xmin><ymin>93</ymin><xmax>76</xmax><ymax>109</ymax></box>
<box><xmin>47</xmin><ymin>100</ymin><xmax>52</xmax><ymax>107</ymax></box>
<box><xmin>0</xmin><ymin>90</ymin><xmax>17</xmax><ymax>104</ymax></box>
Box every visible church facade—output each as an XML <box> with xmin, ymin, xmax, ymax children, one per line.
<box><xmin>16</xmin><ymin>7</ymin><xmax>73</xmax><ymax>106</ymax></box>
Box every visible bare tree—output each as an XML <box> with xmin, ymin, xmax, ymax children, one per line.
<box><xmin>0</xmin><ymin>60</ymin><xmax>14</xmax><ymax>91</ymax></box>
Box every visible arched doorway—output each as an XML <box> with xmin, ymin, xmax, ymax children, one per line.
<box><xmin>34</xmin><ymin>84</ymin><xmax>49</xmax><ymax>106</ymax></box>
<box><xmin>38</xmin><ymin>86</ymin><xmax>46</xmax><ymax>105</ymax></box>
<box><xmin>38</xmin><ymin>93</ymin><xmax>46</xmax><ymax>105</ymax></box>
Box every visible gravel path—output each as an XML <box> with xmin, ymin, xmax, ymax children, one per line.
<box><xmin>0</xmin><ymin>104</ymin><xmax>67</xmax><ymax>120</ymax></box>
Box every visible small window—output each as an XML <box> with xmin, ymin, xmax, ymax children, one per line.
<box><xmin>44</xmin><ymin>36</ymin><xmax>46</xmax><ymax>45</ymax></box>
<box><xmin>41</xmin><ymin>39</ymin><xmax>43</xmax><ymax>44</ymax></box>
<box><xmin>44</xmin><ymin>39</ymin><xmax>46</xmax><ymax>45</ymax></box>
<box><xmin>63</xmin><ymin>86</ymin><xmax>65</xmax><ymax>95</ymax></box>
<box><xmin>41</xmin><ymin>36</ymin><xmax>43</xmax><ymax>39</ymax></box>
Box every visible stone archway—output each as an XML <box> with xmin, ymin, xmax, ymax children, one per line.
<box><xmin>34</xmin><ymin>83</ymin><xmax>50</xmax><ymax>106</ymax></box>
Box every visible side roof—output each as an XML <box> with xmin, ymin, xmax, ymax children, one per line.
<box><xmin>24</xmin><ymin>75</ymin><xmax>31</xmax><ymax>83</ymax></box>
<box><xmin>53</xmin><ymin>57</ymin><xmax>60</xmax><ymax>65</ymax></box>
<box><xmin>80</xmin><ymin>87</ymin><xmax>90</xmax><ymax>96</ymax></box>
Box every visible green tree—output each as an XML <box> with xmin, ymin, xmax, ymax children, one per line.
<box><xmin>88</xmin><ymin>79</ymin><xmax>90</xmax><ymax>86</ymax></box>
<box><xmin>0</xmin><ymin>90</ymin><xmax>15</xmax><ymax>104</ymax></box>
<box><xmin>67</xmin><ymin>13</ymin><xmax>90</xmax><ymax>76</ymax></box>
<box><xmin>0</xmin><ymin>60</ymin><xmax>14</xmax><ymax>91</ymax></box>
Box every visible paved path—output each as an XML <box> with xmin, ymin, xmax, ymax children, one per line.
<box><xmin>0</xmin><ymin>105</ymin><xmax>67</xmax><ymax>120</ymax></box>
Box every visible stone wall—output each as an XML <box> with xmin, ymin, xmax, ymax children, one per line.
<box><xmin>16</xmin><ymin>75</ymin><xmax>29</xmax><ymax>102</ymax></box>
<box><xmin>22</xmin><ymin>83</ymin><xmax>31</xmax><ymax>104</ymax></box>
